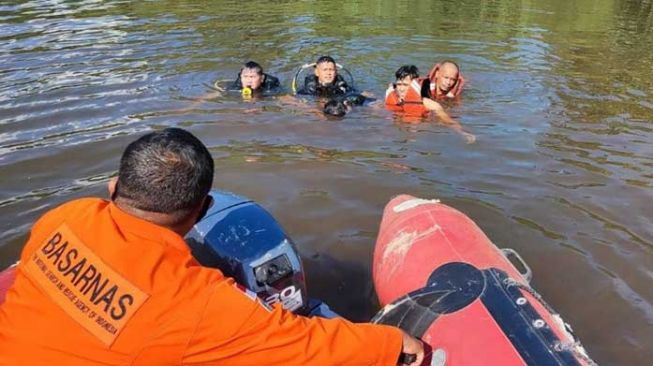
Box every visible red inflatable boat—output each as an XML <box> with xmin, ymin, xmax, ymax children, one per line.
<box><xmin>372</xmin><ymin>194</ymin><xmax>595</xmax><ymax>366</ymax></box>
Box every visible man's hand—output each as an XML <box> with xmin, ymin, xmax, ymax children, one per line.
<box><xmin>399</xmin><ymin>331</ymin><xmax>424</xmax><ymax>366</ymax></box>
<box><xmin>462</xmin><ymin>131</ymin><xmax>476</xmax><ymax>144</ymax></box>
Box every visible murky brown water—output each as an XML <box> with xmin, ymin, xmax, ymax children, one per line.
<box><xmin>1</xmin><ymin>0</ymin><xmax>652</xmax><ymax>364</ymax></box>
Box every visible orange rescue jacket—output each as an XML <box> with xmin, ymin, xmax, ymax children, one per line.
<box><xmin>0</xmin><ymin>198</ymin><xmax>402</xmax><ymax>365</ymax></box>
<box><xmin>426</xmin><ymin>63</ymin><xmax>465</xmax><ymax>99</ymax></box>
<box><xmin>385</xmin><ymin>78</ymin><xmax>428</xmax><ymax>116</ymax></box>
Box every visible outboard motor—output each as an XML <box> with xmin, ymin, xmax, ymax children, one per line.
<box><xmin>186</xmin><ymin>190</ymin><xmax>336</xmax><ymax>318</ymax></box>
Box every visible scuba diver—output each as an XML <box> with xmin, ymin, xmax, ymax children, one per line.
<box><xmin>297</xmin><ymin>56</ymin><xmax>352</xmax><ymax>97</ymax></box>
<box><xmin>179</xmin><ymin>61</ymin><xmax>281</xmax><ymax>112</ymax></box>
<box><xmin>225</xmin><ymin>61</ymin><xmax>281</xmax><ymax>97</ymax></box>
<box><xmin>292</xmin><ymin>55</ymin><xmax>372</xmax><ymax>117</ymax></box>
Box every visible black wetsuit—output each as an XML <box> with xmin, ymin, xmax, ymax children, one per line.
<box><xmin>228</xmin><ymin>73</ymin><xmax>281</xmax><ymax>94</ymax></box>
<box><xmin>298</xmin><ymin>74</ymin><xmax>352</xmax><ymax>97</ymax></box>
<box><xmin>299</xmin><ymin>74</ymin><xmax>371</xmax><ymax>105</ymax></box>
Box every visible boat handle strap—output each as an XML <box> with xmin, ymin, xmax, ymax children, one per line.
<box><xmin>501</xmin><ymin>248</ymin><xmax>533</xmax><ymax>283</ymax></box>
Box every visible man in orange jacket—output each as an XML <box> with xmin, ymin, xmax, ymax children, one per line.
<box><xmin>0</xmin><ymin>127</ymin><xmax>424</xmax><ymax>366</ymax></box>
<box><xmin>385</xmin><ymin>65</ymin><xmax>429</xmax><ymax>117</ymax></box>
<box><xmin>424</xmin><ymin>61</ymin><xmax>465</xmax><ymax>100</ymax></box>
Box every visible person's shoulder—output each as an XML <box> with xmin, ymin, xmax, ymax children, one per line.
<box><xmin>43</xmin><ymin>197</ymin><xmax>105</xmax><ymax>219</ymax></box>
<box><xmin>63</xmin><ymin>197</ymin><xmax>106</xmax><ymax>211</ymax></box>
<box><xmin>418</xmin><ymin>77</ymin><xmax>431</xmax><ymax>98</ymax></box>
<box><xmin>225</xmin><ymin>78</ymin><xmax>242</xmax><ymax>91</ymax></box>
<box><xmin>162</xmin><ymin>259</ymin><xmax>228</xmax><ymax>301</ymax></box>
<box><xmin>264</xmin><ymin>73</ymin><xmax>280</xmax><ymax>84</ymax></box>
<box><xmin>298</xmin><ymin>75</ymin><xmax>318</xmax><ymax>94</ymax></box>
<box><xmin>334</xmin><ymin>74</ymin><xmax>353</xmax><ymax>93</ymax></box>
<box><xmin>262</xmin><ymin>74</ymin><xmax>281</xmax><ymax>91</ymax></box>
<box><xmin>28</xmin><ymin>198</ymin><xmax>107</xmax><ymax>245</ymax></box>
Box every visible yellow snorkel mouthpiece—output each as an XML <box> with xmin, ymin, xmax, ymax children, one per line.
<box><xmin>242</xmin><ymin>86</ymin><xmax>252</xmax><ymax>98</ymax></box>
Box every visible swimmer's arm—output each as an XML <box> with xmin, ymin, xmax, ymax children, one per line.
<box><xmin>175</xmin><ymin>90</ymin><xmax>224</xmax><ymax>113</ymax></box>
<box><xmin>278</xmin><ymin>94</ymin><xmax>308</xmax><ymax>107</ymax></box>
<box><xmin>195</xmin><ymin>90</ymin><xmax>223</xmax><ymax>102</ymax></box>
<box><xmin>360</xmin><ymin>90</ymin><xmax>377</xmax><ymax>100</ymax></box>
<box><xmin>422</xmin><ymin>98</ymin><xmax>476</xmax><ymax>144</ymax></box>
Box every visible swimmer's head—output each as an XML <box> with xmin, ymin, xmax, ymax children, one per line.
<box><xmin>434</xmin><ymin>61</ymin><xmax>460</xmax><ymax>94</ymax></box>
<box><xmin>315</xmin><ymin>56</ymin><xmax>337</xmax><ymax>85</ymax></box>
<box><xmin>323</xmin><ymin>99</ymin><xmax>348</xmax><ymax>118</ymax></box>
<box><xmin>240</xmin><ymin>61</ymin><xmax>264</xmax><ymax>90</ymax></box>
<box><xmin>394</xmin><ymin>65</ymin><xmax>419</xmax><ymax>100</ymax></box>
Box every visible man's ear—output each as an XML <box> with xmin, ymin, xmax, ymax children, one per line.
<box><xmin>108</xmin><ymin>177</ymin><xmax>118</xmax><ymax>200</ymax></box>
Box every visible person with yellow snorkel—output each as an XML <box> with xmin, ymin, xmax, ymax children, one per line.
<box><xmin>179</xmin><ymin>61</ymin><xmax>280</xmax><ymax>112</ymax></box>
<box><xmin>226</xmin><ymin>61</ymin><xmax>281</xmax><ymax>97</ymax></box>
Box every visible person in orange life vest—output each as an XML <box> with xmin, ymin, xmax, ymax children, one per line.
<box><xmin>421</xmin><ymin>61</ymin><xmax>475</xmax><ymax>142</ymax></box>
<box><xmin>385</xmin><ymin>65</ymin><xmax>429</xmax><ymax>116</ymax></box>
<box><xmin>0</xmin><ymin>127</ymin><xmax>425</xmax><ymax>366</ymax></box>
<box><xmin>386</xmin><ymin>65</ymin><xmax>475</xmax><ymax>143</ymax></box>
<box><xmin>424</xmin><ymin>61</ymin><xmax>465</xmax><ymax>100</ymax></box>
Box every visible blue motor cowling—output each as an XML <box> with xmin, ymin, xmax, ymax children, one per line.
<box><xmin>186</xmin><ymin>190</ymin><xmax>335</xmax><ymax>317</ymax></box>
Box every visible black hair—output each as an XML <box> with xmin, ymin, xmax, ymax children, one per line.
<box><xmin>315</xmin><ymin>56</ymin><xmax>336</xmax><ymax>66</ymax></box>
<box><xmin>323</xmin><ymin>99</ymin><xmax>347</xmax><ymax>117</ymax></box>
<box><xmin>115</xmin><ymin>128</ymin><xmax>214</xmax><ymax>220</ymax></box>
<box><xmin>242</xmin><ymin>61</ymin><xmax>263</xmax><ymax>75</ymax></box>
<box><xmin>395</xmin><ymin>65</ymin><xmax>419</xmax><ymax>80</ymax></box>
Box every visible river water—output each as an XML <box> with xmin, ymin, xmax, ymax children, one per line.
<box><xmin>1</xmin><ymin>0</ymin><xmax>652</xmax><ymax>364</ymax></box>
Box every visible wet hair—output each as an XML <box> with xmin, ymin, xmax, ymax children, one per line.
<box><xmin>315</xmin><ymin>56</ymin><xmax>336</xmax><ymax>67</ymax></box>
<box><xmin>323</xmin><ymin>99</ymin><xmax>347</xmax><ymax>117</ymax></box>
<box><xmin>395</xmin><ymin>65</ymin><xmax>419</xmax><ymax>80</ymax></box>
<box><xmin>115</xmin><ymin>128</ymin><xmax>214</xmax><ymax>220</ymax></box>
<box><xmin>241</xmin><ymin>61</ymin><xmax>263</xmax><ymax>75</ymax></box>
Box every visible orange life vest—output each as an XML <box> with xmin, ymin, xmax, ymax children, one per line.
<box><xmin>385</xmin><ymin>78</ymin><xmax>428</xmax><ymax>116</ymax></box>
<box><xmin>427</xmin><ymin>63</ymin><xmax>465</xmax><ymax>99</ymax></box>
